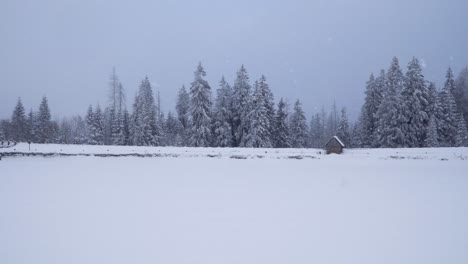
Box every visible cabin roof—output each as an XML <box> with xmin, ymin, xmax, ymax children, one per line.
<box><xmin>325</xmin><ymin>136</ymin><xmax>345</xmax><ymax>148</ymax></box>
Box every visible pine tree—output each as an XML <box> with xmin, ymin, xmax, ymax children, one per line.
<box><xmin>455</xmin><ymin>67</ymin><xmax>468</xmax><ymax>125</ymax></box>
<box><xmin>360</xmin><ymin>73</ymin><xmax>376</xmax><ymax>147</ymax></box>
<box><xmin>401</xmin><ymin>57</ymin><xmax>429</xmax><ymax>147</ymax></box>
<box><xmin>289</xmin><ymin>99</ymin><xmax>307</xmax><ymax>148</ymax></box>
<box><xmin>309</xmin><ymin>113</ymin><xmax>324</xmax><ymax>148</ymax></box>
<box><xmin>245</xmin><ymin>80</ymin><xmax>273</xmax><ymax>148</ymax></box>
<box><xmin>259</xmin><ymin>75</ymin><xmax>276</xmax><ymax>145</ymax></box>
<box><xmin>176</xmin><ymin>85</ymin><xmax>190</xmax><ymax>146</ymax></box>
<box><xmin>94</xmin><ymin>105</ymin><xmax>105</xmax><ymax>144</ymax></box>
<box><xmin>455</xmin><ymin>113</ymin><xmax>468</xmax><ymax>147</ymax></box>
<box><xmin>231</xmin><ymin>65</ymin><xmax>252</xmax><ymax>147</ymax></box>
<box><xmin>122</xmin><ymin>109</ymin><xmax>131</xmax><ymax>145</ymax></box>
<box><xmin>36</xmin><ymin>96</ymin><xmax>53</xmax><ymax>143</ymax></box>
<box><xmin>350</xmin><ymin>120</ymin><xmax>363</xmax><ymax>148</ymax></box>
<box><xmin>189</xmin><ymin>62</ymin><xmax>212</xmax><ymax>147</ymax></box>
<box><xmin>212</xmin><ymin>77</ymin><xmax>233</xmax><ymax>147</ymax></box>
<box><xmin>85</xmin><ymin>105</ymin><xmax>95</xmax><ymax>144</ymax></box>
<box><xmin>336</xmin><ymin>107</ymin><xmax>351</xmax><ymax>146</ymax></box>
<box><xmin>26</xmin><ymin>109</ymin><xmax>36</xmax><ymax>143</ymax></box>
<box><xmin>164</xmin><ymin>111</ymin><xmax>181</xmax><ymax>146</ymax></box>
<box><xmin>375</xmin><ymin>57</ymin><xmax>406</xmax><ymax>148</ymax></box>
<box><xmin>10</xmin><ymin>97</ymin><xmax>27</xmax><ymax>142</ymax></box>
<box><xmin>425</xmin><ymin>114</ymin><xmax>439</xmax><ymax>147</ymax></box>
<box><xmin>131</xmin><ymin>77</ymin><xmax>160</xmax><ymax>146</ymax></box>
<box><xmin>273</xmin><ymin>98</ymin><xmax>291</xmax><ymax>148</ymax></box>
<box><xmin>439</xmin><ymin>68</ymin><xmax>459</xmax><ymax>146</ymax></box>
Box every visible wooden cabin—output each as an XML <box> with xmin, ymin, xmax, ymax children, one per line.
<box><xmin>325</xmin><ymin>136</ymin><xmax>345</xmax><ymax>154</ymax></box>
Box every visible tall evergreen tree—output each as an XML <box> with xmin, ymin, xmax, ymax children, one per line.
<box><xmin>309</xmin><ymin>113</ymin><xmax>325</xmax><ymax>148</ymax></box>
<box><xmin>189</xmin><ymin>62</ymin><xmax>212</xmax><ymax>147</ymax></box>
<box><xmin>360</xmin><ymin>72</ymin><xmax>384</xmax><ymax>147</ymax></box>
<box><xmin>131</xmin><ymin>77</ymin><xmax>160</xmax><ymax>146</ymax></box>
<box><xmin>375</xmin><ymin>57</ymin><xmax>406</xmax><ymax>148</ymax></box>
<box><xmin>245</xmin><ymin>80</ymin><xmax>273</xmax><ymax>148</ymax></box>
<box><xmin>336</xmin><ymin>107</ymin><xmax>351</xmax><ymax>146</ymax></box>
<box><xmin>455</xmin><ymin>113</ymin><xmax>468</xmax><ymax>147</ymax></box>
<box><xmin>401</xmin><ymin>57</ymin><xmax>429</xmax><ymax>147</ymax></box>
<box><xmin>122</xmin><ymin>109</ymin><xmax>131</xmax><ymax>145</ymax></box>
<box><xmin>289</xmin><ymin>99</ymin><xmax>307</xmax><ymax>148</ymax></box>
<box><xmin>231</xmin><ymin>65</ymin><xmax>252</xmax><ymax>147</ymax></box>
<box><xmin>36</xmin><ymin>96</ymin><xmax>53</xmax><ymax>143</ymax></box>
<box><xmin>10</xmin><ymin>98</ymin><xmax>27</xmax><ymax>142</ymax></box>
<box><xmin>93</xmin><ymin>105</ymin><xmax>105</xmax><ymax>145</ymax></box>
<box><xmin>212</xmin><ymin>76</ymin><xmax>233</xmax><ymax>147</ymax></box>
<box><xmin>455</xmin><ymin>67</ymin><xmax>468</xmax><ymax>124</ymax></box>
<box><xmin>273</xmin><ymin>98</ymin><xmax>291</xmax><ymax>148</ymax></box>
<box><xmin>425</xmin><ymin>114</ymin><xmax>439</xmax><ymax>147</ymax></box>
<box><xmin>439</xmin><ymin>68</ymin><xmax>459</xmax><ymax>146</ymax></box>
<box><xmin>176</xmin><ymin>85</ymin><xmax>190</xmax><ymax>146</ymax></box>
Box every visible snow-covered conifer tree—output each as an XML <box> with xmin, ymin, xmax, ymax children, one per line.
<box><xmin>10</xmin><ymin>98</ymin><xmax>27</xmax><ymax>142</ymax></box>
<box><xmin>375</xmin><ymin>57</ymin><xmax>406</xmax><ymax>148</ymax></box>
<box><xmin>36</xmin><ymin>96</ymin><xmax>53</xmax><ymax>143</ymax></box>
<box><xmin>425</xmin><ymin>114</ymin><xmax>439</xmax><ymax>147</ymax></box>
<box><xmin>93</xmin><ymin>105</ymin><xmax>105</xmax><ymax>145</ymax></box>
<box><xmin>273</xmin><ymin>98</ymin><xmax>291</xmax><ymax>148</ymax></box>
<box><xmin>244</xmin><ymin>80</ymin><xmax>272</xmax><ymax>148</ymax></box>
<box><xmin>401</xmin><ymin>57</ymin><xmax>429</xmax><ymax>147</ymax></box>
<box><xmin>131</xmin><ymin>77</ymin><xmax>160</xmax><ymax>146</ymax></box>
<box><xmin>439</xmin><ymin>68</ymin><xmax>459</xmax><ymax>146</ymax></box>
<box><xmin>189</xmin><ymin>62</ymin><xmax>212</xmax><ymax>147</ymax></box>
<box><xmin>176</xmin><ymin>85</ymin><xmax>190</xmax><ymax>145</ymax></box>
<box><xmin>455</xmin><ymin>67</ymin><xmax>468</xmax><ymax>125</ymax></box>
<box><xmin>336</xmin><ymin>107</ymin><xmax>351</xmax><ymax>146</ymax></box>
<box><xmin>455</xmin><ymin>113</ymin><xmax>468</xmax><ymax>147</ymax></box>
<box><xmin>231</xmin><ymin>65</ymin><xmax>251</xmax><ymax>147</ymax></box>
<box><xmin>289</xmin><ymin>99</ymin><xmax>307</xmax><ymax>148</ymax></box>
<box><xmin>213</xmin><ymin>76</ymin><xmax>233</xmax><ymax>147</ymax></box>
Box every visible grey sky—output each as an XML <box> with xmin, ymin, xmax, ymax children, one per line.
<box><xmin>1</xmin><ymin>0</ymin><xmax>467</xmax><ymax>120</ymax></box>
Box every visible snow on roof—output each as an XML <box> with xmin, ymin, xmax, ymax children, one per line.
<box><xmin>326</xmin><ymin>136</ymin><xmax>345</xmax><ymax>147</ymax></box>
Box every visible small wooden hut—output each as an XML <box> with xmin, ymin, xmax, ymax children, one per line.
<box><xmin>325</xmin><ymin>136</ymin><xmax>345</xmax><ymax>154</ymax></box>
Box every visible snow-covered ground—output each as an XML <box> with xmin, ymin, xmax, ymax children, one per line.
<box><xmin>1</xmin><ymin>145</ymin><xmax>468</xmax><ymax>264</ymax></box>
<box><xmin>2</xmin><ymin>142</ymin><xmax>468</xmax><ymax>160</ymax></box>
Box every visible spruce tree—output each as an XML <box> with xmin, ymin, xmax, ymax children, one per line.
<box><xmin>360</xmin><ymin>71</ymin><xmax>385</xmax><ymax>147</ymax></box>
<box><xmin>455</xmin><ymin>67</ymin><xmax>468</xmax><ymax>125</ymax></box>
<box><xmin>10</xmin><ymin>98</ymin><xmax>27</xmax><ymax>142</ymax></box>
<box><xmin>289</xmin><ymin>99</ymin><xmax>307</xmax><ymax>148</ymax></box>
<box><xmin>245</xmin><ymin>80</ymin><xmax>273</xmax><ymax>148</ymax></box>
<box><xmin>401</xmin><ymin>57</ymin><xmax>429</xmax><ymax>147</ymax></box>
<box><xmin>273</xmin><ymin>98</ymin><xmax>291</xmax><ymax>148</ymax></box>
<box><xmin>176</xmin><ymin>85</ymin><xmax>190</xmax><ymax>145</ymax></box>
<box><xmin>213</xmin><ymin>77</ymin><xmax>233</xmax><ymax>147</ymax></box>
<box><xmin>189</xmin><ymin>62</ymin><xmax>212</xmax><ymax>147</ymax></box>
<box><xmin>439</xmin><ymin>68</ymin><xmax>459</xmax><ymax>146</ymax></box>
<box><xmin>26</xmin><ymin>109</ymin><xmax>36</xmax><ymax>143</ymax></box>
<box><xmin>375</xmin><ymin>57</ymin><xmax>405</xmax><ymax>148</ymax></box>
<box><xmin>93</xmin><ymin>105</ymin><xmax>105</xmax><ymax>145</ymax></box>
<box><xmin>455</xmin><ymin>113</ymin><xmax>468</xmax><ymax>147</ymax></box>
<box><xmin>36</xmin><ymin>96</ymin><xmax>53</xmax><ymax>143</ymax></box>
<box><xmin>309</xmin><ymin>113</ymin><xmax>324</xmax><ymax>148</ymax></box>
<box><xmin>231</xmin><ymin>65</ymin><xmax>252</xmax><ymax>147</ymax></box>
<box><xmin>131</xmin><ymin>77</ymin><xmax>160</xmax><ymax>146</ymax></box>
<box><xmin>85</xmin><ymin>105</ymin><xmax>95</xmax><ymax>144</ymax></box>
<box><xmin>336</xmin><ymin>107</ymin><xmax>351</xmax><ymax>146</ymax></box>
<box><xmin>425</xmin><ymin>114</ymin><xmax>439</xmax><ymax>147</ymax></box>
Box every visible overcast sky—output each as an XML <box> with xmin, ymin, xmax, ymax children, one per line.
<box><xmin>1</xmin><ymin>0</ymin><xmax>468</xmax><ymax>120</ymax></box>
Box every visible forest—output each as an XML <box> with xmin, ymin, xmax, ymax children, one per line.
<box><xmin>1</xmin><ymin>57</ymin><xmax>467</xmax><ymax>148</ymax></box>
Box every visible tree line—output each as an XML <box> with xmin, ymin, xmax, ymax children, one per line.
<box><xmin>1</xmin><ymin>59</ymin><xmax>467</xmax><ymax>148</ymax></box>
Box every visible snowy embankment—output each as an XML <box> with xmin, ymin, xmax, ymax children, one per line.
<box><xmin>1</xmin><ymin>142</ymin><xmax>468</xmax><ymax>160</ymax></box>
